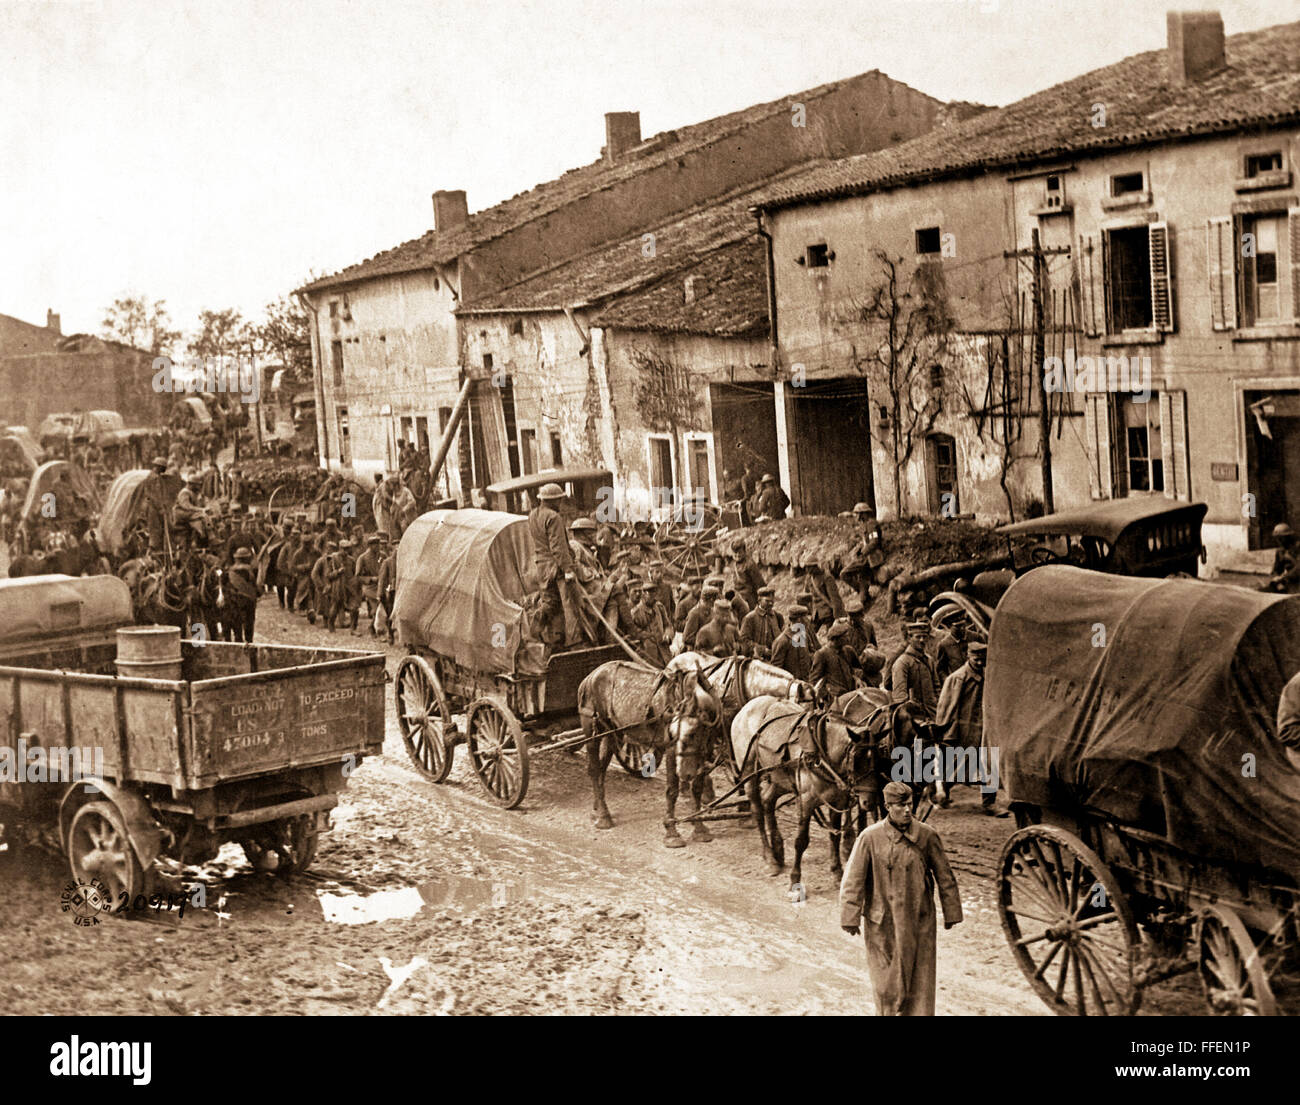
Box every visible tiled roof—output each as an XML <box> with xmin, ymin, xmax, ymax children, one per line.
<box><xmin>458</xmin><ymin>177</ymin><xmax>778</xmax><ymax>309</ymax></box>
<box><xmin>761</xmin><ymin>20</ymin><xmax>1300</xmax><ymax>210</ymax></box>
<box><xmin>591</xmin><ymin>237</ymin><xmax>768</xmax><ymax>339</ymax></box>
<box><xmin>300</xmin><ymin>70</ymin><xmax>911</xmax><ymax>294</ymax></box>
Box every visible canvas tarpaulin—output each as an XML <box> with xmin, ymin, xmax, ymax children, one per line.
<box><xmin>986</xmin><ymin>565</ymin><xmax>1300</xmax><ymax>876</ymax></box>
<box><xmin>394</xmin><ymin>509</ymin><xmax>538</xmax><ymax>676</ymax></box>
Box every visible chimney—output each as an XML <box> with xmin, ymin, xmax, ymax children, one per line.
<box><xmin>603</xmin><ymin>111</ymin><xmax>641</xmax><ymax>161</ymax></box>
<box><xmin>46</xmin><ymin>309</ymin><xmax>61</xmax><ymax>335</ymax></box>
<box><xmin>432</xmin><ymin>189</ymin><xmax>469</xmax><ymax>231</ymax></box>
<box><xmin>1167</xmin><ymin>10</ymin><xmax>1225</xmax><ymax>86</ymax></box>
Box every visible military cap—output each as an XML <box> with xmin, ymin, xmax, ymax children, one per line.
<box><xmin>713</xmin><ymin>599</ymin><xmax>732</xmax><ymax>612</ymax></box>
<box><xmin>1274</xmin><ymin>523</ymin><xmax>1295</xmax><ymax>539</ymax></box>
<box><xmin>640</xmin><ymin>578</ymin><xmax>658</xmax><ymax>591</ymax></box>
<box><xmin>570</xmin><ymin>517</ymin><xmax>597</xmax><ymax>532</ymax></box>
<box><xmin>787</xmin><ymin>604</ymin><xmax>809</xmax><ymax>618</ymax></box>
<box><xmin>882</xmin><ymin>780</ymin><xmax>912</xmax><ymax>804</ymax></box>
<box><xmin>538</xmin><ymin>482</ymin><xmax>565</xmax><ymax>500</ymax></box>
<box><xmin>757</xmin><ymin>585</ymin><xmax>776</xmax><ymax>597</ymax></box>
<box><xmin>150</xmin><ymin>455</ymin><xmax>168</xmax><ymax>469</ymax></box>
<box><xmin>968</xmin><ymin>640</ymin><xmax>988</xmax><ymax>654</ymax></box>
<box><xmin>905</xmin><ymin>619</ymin><xmax>932</xmax><ymax>634</ymax></box>
<box><xmin>701</xmin><ymin>582</ymin><xmax>721</xmax><ymax>594</ymax></box>
<box><xmin>705</xmin><ymin>574</ymin><xmax>726</xmax><ymax>587</ymax></box>
<box><xmin>827</xmin><ymin>621</ymin><xmax>851</xmax><ymax>640</ymax></box>
<box><xmin>366</xmin><ymin>533</ymin><xmax>381</xmax><ymax>543</ymax></box>
<box><xmin>233</xmin><ymin>546</ymin><xmax>252</xmax><ymax>560</ymax></box>
<box><xmin>324</xmin><ymin>517</ymin><xmax>339</xmax><ymax>528</ymax></box>
<box><xmin>339</xmin><ymin>538</ymin><xmax>353</xmax><ymax>549</ymax></box>
<box><xmin>760</xmin><ymin>473</ymin><xmax>776</xmax><ymax>484</ymax></box>
<box><xmin>687</xmin><ymin>575</ymin><xmax>704</xmax><ymax>584</ymax></box>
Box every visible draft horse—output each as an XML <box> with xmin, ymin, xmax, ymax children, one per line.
<box><xmin>579</xmin><ymin>662</ymin><xmax>722</xmax><ymax>848</ymax></box>
<box><xmin>729</xmin><ymin>688</ymin><xmax>916</xmax><ymax>893</ymax></box>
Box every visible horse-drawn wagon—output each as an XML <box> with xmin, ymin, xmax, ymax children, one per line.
<box><xmin>0</xmin><ymin>574</ymin><xmax>386</xmax><ymax>903</ymax></box>
<box><xmin>987</xmin><ymin>565</ymin><xmax>1300</xmax><ymax>1015</ymax></box>
<box><xmin>391</xmin><ymin>508</ymin><xmax>624</xmax><ymax>808</ymax></box>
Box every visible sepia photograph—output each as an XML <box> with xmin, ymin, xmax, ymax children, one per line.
<box><xmin>2</xmin><ymin>0</ymin><xmax>1299</xmax><ymax>1066</ymax></box>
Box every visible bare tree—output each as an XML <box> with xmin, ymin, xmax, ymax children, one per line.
<box><xmin>841</xmin><ymin>250</ymin><xmax>955</xmax><ymax>517</ymax></box>
<box><xmin>188</xmin><ymin>308</ymin><xmax>245</xmax><ymax>358</ymax></box>
<box><xmin>100</xmin><ymin>294</ymin><xmax>181</xmax><ymax>355</ymax></box>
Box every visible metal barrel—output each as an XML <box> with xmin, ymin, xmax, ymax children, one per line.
<box><xmin>115</xmin><ymin>625</ymin><xmax>184</xmax><ymax>680</ymax></box>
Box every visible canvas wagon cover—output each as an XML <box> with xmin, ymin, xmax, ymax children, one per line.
<box><xmin>986</xmin><ymin>566</ymin><xmax>1300</xmax><ymax>875</ymax></box>
<box><xmin>394</xmin><ymin>509</ymin><xmax>537</xmax><ymax>675</ymax></box>
<box><xmin>96</xmin><ymin>469</ymin><xmax>155</xmax><ymax>554</ymax></box>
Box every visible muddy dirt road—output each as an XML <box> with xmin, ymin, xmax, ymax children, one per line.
<box><xmin>0</xmin><ymin>597</ymin><xmax>1201</xmax><ymax>1016</ymax></box>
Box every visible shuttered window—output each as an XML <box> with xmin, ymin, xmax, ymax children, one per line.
<box><xmin>1083</xmin><ymin>392</ymin><xmax>1114</xmax><ymax>500</ymax></box>
<box><xmin>1158</xmin><ymin>389</ymin><xmax>1190</xmax><ymax>500</ymax></box>
<box><xmin>1149</xmin><ymin>222</ymin><xmax>1174</xmax><ymax>332</ymax></box>
<box><xmin>1290</xmin><ymin>207</ymin><xmax>1300</xmax><ymax>322</ymax></box>
<box><xmin>1206</xmin><ymin>216</ymin><xmax>1237</xmax><ymax>331</ymax></box>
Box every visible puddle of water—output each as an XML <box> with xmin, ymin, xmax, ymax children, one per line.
<box><xmin>318</xmin><ymin>875</ymin><xmax>530</xmax><ymax>925</ymax></box>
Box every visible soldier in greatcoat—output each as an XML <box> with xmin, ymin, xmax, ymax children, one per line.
<box><xmin>839</xmin><ymin>780</ymin><xmax>962</xmax><ymax>1016</ymax></box>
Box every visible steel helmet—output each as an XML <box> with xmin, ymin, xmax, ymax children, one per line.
<box><xmin>538</xmin><ymin>482</ymin><xmax>565</xmax><ymax>500</ymax></box>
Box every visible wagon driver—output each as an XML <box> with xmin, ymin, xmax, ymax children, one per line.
<box><xmin>527</xmin><ymin>481</ymin><xmax>578</xmax><ymax>647</ymax></box>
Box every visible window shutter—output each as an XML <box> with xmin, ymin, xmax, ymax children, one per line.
<box><xmin>1158</xmin><ymin>389</ymin><xmax>1190</xmax><ymax>500</ymax></box>
<box><xmin>1076</xmin><ymin>235</ymin><xmax>1104</xmax><ymax>336</ymax></box>
<box><xmin>1149</xmin><ymin>222</ymin><xmax>1175</xmax><ymax>332</ymax></box>
<box><xmin>1290</xmin><ymin>206</ymin><xmax>1300</xmax><ymax>323</ymax></box>
<box><xmin>1206</xmin><ymin>216</ymin><xmax>1237</xmax><ymax>331</ymax></box>
<box><xmin>1083</xmin><ymin>392</ymin><xmax>1113</xmax><ymax>500</ymax></box>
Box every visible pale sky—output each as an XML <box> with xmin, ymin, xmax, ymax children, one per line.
<box><xmin>3</xmin><ymin>0</ymin><xmax>1296</xmax><ymax>338</ymax></box>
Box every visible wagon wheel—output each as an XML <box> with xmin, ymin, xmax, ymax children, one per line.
<box><xmin>1196</xmin><ymin>903</ymin><xmax>1277</xmax><ymax>1016</ymax></box>
<box><xmin>655</xmin><ymin>517</ymin><xmax>720</xmax><ymax>580</ymax></box>
<box><xmin>240</xmin><ymin>815</ymin><xmax>319</xmax><ymax>876</ymax></box>
<box><xmin>466</xmin><ymin>696</ymin><xmax>529</xmax><ymax>808</ymax></box>
<box><xmin>68</xmin><ymin>800</ymin><xmax>144</xmax><ymax>906</ymax></box>
<box><xmin>612</xmin><ymin>730</ymin><xmax>653</xmax><ymax>777</ymax></box>
<box><xmin>396</xmin><ymin>654</ymin><xmax>456</xmax><ymax>783</ymax></box>
<box><xmin>998</xmin><ymin>825</ymin><xmax>1140</xmax><ymax>1016</ymax></box>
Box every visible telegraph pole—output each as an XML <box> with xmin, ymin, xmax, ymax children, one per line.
<box><xmin>1005</xmin><ymin>229</ymin><xmax>1069</xmax><ymax>513</ymax></box>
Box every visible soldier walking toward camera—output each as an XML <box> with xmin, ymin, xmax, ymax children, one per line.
<box><xmin>739</xmin><ymin>585</ymin><xmax>782</xmax><ymax>659</ymax></box>
<box><xmin>840</xmin><ymin>780</ymin><xmax>962</xmax><ymax>1016</ymax></box>
<box><xmin>632</xmin><ymin>578</ymin><xmax>673</xmax><ymax>666</ymax></box>
<box><xmin>771</xmin><ymin>604</ymin><xmax>813</xmax><ymax>680</ymax></box>
<box><xmin>934</xmin><ymin>640</ymin><xmax>1004</xmax><ymax>814</ymax></box>
<box><xmin>694</xmin><ymin>599</ymin><xmax>739</xmax><ymax>658</ymax></box>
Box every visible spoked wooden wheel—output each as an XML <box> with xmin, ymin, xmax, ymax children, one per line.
<box><xmin>998</xmin><ymin>825</ymin><xmax>1140</xmax><ymax>1016</ymax></box>
<box><xmin>396</xmin><ymin>654</ymin><xmax>456</xmax><ymax>783</ymax></box>
<box><xmin>612</xmin><ymin>730</ymin><xmax>653</xmax><ymax>777</ymax></box>
<box><xmin>466</xmin><ymin>696</ymin><xmax>529</xmax><ymax>808</ymax></box>
<box><xmin>240</xmin><ymin>815</ymin><xmax>320</xmax><ymax>875</ymax></box>
<box><xmin>1197</xmin><ymin>904</ymin><xmax>1277</xmax><ymax>1016</ymax></box>
<box><xmin>68</xmin><ymin>801</ymin><xmax>145</xmax><ymax>906</ymax></box>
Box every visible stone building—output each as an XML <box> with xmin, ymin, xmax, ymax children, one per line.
<box><xmin>297</xmin><ymin>69</ymin><xmax>954</xmax><ymax>501</ymax></box>
<box><xmin>755</xmin><ymin>11</ymin><xmax>1300</xmax><ymax>567</ymax></box>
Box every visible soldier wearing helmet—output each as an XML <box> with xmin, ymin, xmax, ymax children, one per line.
<box><xmin>1266</xmin><ymin>522</ymin><xmax>1300</xmax><ymax>594</ymax></box>
<box><xmin>527</xmin><ymin>482</ymin><xmax>576</xmax><ymax>646</ymax></box>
